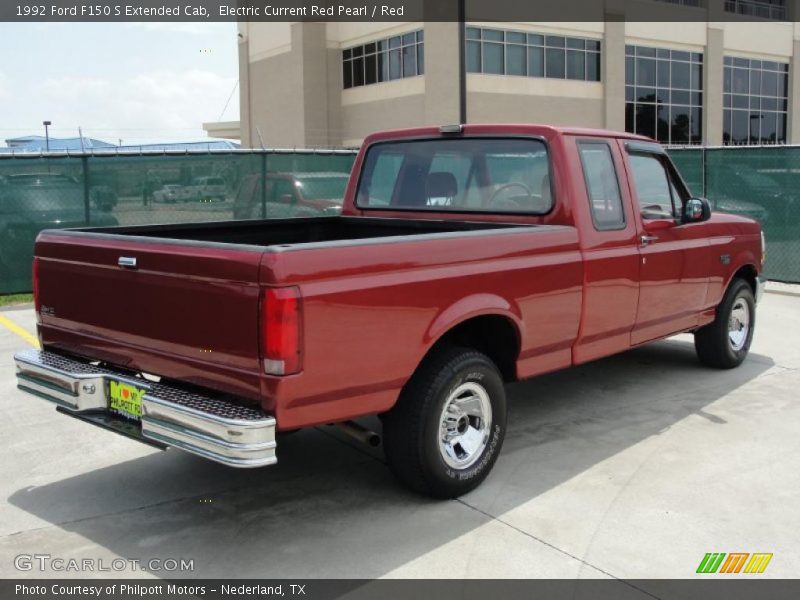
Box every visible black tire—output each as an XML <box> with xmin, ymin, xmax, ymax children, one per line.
<box><xmin>382</xmin><ymin>346</ymin><xmax>507</xmax><ymax>499</ymax></box>
<box><xmin>695</xmin><ymin>278</ymin><xmax>755</xmax><ymax>369</ymax></box>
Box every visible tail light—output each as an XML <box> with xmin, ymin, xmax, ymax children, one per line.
<box><xmin>32</xmin><ymin>257</ymin><xmax>41</xmax><ymax>315</ymax></box>
<box><xmin>260</xmin><ymin>286</ymin><xmax>302</xmax><ymax>375</ymax></box>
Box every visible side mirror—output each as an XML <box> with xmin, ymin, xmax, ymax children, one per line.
<box><xmin>682</xmin><ymin>197</ymin><xmax>711</xmax><ymax>223</ymax></box>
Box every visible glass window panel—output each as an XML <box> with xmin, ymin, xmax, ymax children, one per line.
<box><xmin>762</xmin><ymin>60</ymin><xmax>779</xmax><ymax>71</ymax></box>
<box><xmin>732</xmin><ymin>94</ymin><xmax>749</xmax><ymax>109</ymax></box>
<box><xmin>402</xmin><ymin>33</ymin><xmax>415</xmax><ymax>46</ymax></box>
<box><xmin>626</xmin><ymin>56</ymin><xmax>635</xmax><ymax>85</ymax></box>
<box><xmin>762</xmin><ymin>70</ymin><xmax>778</xmax><ymax>96</ymax></box>
<box><xmin>587</xmin><ymin>52</ymin><xmax>600</xmax><ymax>81</ymax></box>
<box><xmin>343</xmin><ymin>49</ymin><xmax>351</xmax><ymax>60</ymax></box>
<box><xmin>656</xmin><ymin>48</ymin><xmax>671</xmax><ymax>59</ymax></box>
<box><xmin>483</xmin><ymin>42</ymin><xmax>504</xmax><ymax>75</ymax></box>
<box><xmin>672</xmin><ymin>50</ymin><xmax>690</xmax><ymax>62</ymax></box>
<box><xmin>777</xmin><ymin>73</ymin><xmax>787</xmax><ymax>98</ymax></box>
<box><xmin>417</xmin><ymin>30</ymin><xmax>424</xmax><ymax>42</ymax></box>
<box><xmin>352</xmin><ymin>56</ymin><xmax>365</xmax><ymax>87</ymax></box>
<box><xmin>388</xmin><ymin>36</ymin><xmax>400</xmax><ymax>49</ymax></box>
<box><xmin>723</xmin><ymin>109</ymin><xmax>733</xmax><ymax>144</ymax></box>
<box><xmin>578</xmin><ymin>142</ymin><xmax>625</xmax><ymax>230</ymax></box>
<box><xmin>380</xmin><ymin>51</ymin><xmax>389</xmax><ymax>81</ymax></box>
<box><xmin>628</xmin><ymin>154</ymin><xmax>675</xmax><ymax>217</ymax></box>
<box><xmin>637</xmin><ymin>58</ymin><xmax>656</xmax><ymax>86</ymax></box>
<box><xmin>724</xmin><ymin>56</ymin><xmax>733</xmax><ymax>66</ymax></box>
<box><xmin>691</xmin><ymin>91</ymin><xmax>703</xmax><ymax>106</ymax></box>
<box><xmin>365</xmin><ymin>42</ymin><xmax>376</xmax><ymax>54</ymax></box>
<box><xmin>567</xmin><ymin>37</ymin><xmax>585</xmax><ymax>49</ymax></box>
<box><xmin>657</xmin><ymin>60</ymin><xmax>670</xmax><ymax>87</ymax></box>
<box><xmin>586</xmin><ymin>40</ymin><xmax>601</xmax><ymax>52</ymax></box>
<box><xmin>352</xmin><ymin>46</ymin><xmax>363</xmax><ymax>57</ymax></box>
<box><xmin>672</xmin><ymin>90</ymin><xmax>690</xmax><ymax>104</ymax></box>
<box><xmin>691</xmin><ymin>52</ymin><xmax>703</xmax><ymax>63</ymax></box>
<box><xmin>365</xmin><ymin>53</ymin><xmax>377</xmax><ymax>84</ymax></box>
<box><xmin>690</xmin><ymin>106</ymin><xmax>702</xmax><ymax>144</ymax></box>
<box><xmin>762</xmin><ymin>97</ymin><xmax>778</xmax><ymax>111</ymax></box>
<box><xmin>776</xmin><ymin>113</ymin><xmax>787</xmax><ymax>143</ymax></box>
<box><xmin>690</xmin><ymin>64</ymin><xmax>702</xmax><ymax>90</ymax></box>
<box><xmin>750</xmin><ymin>69</ymin><xmax>761</xmax><ymax>95</ymax></box>
<box><xmin>760</xmin><ymin>112</ymin><xmax>777</xmax><ymax>144</ymax></box>
<box><xmin>528</xmin><ymin>34</ymin><xmax>544</xmax><ymax>46</ymax></box>
<box><xmin>546</xmin><ymin>36</ymin><xmax>566</xmax><ymax>48</ymax></box>
<box><xmin>731</xmin><ymin>68</ymin><xmax>748</xmax><ymax>94</ymax></box>
<box><xmin>467</xmin><ymin>41</ymin><xmax>481</xmax><ymax>73</ymax></box>
<box><xmin>671</xmin><ymin>105</ymin><xmax>691</xmax><ymax>144</ymax></box>
<box><xmin>528</xmin><ymin>46</ymin><xmax>544</xmax><ymax>77</ymax></box>
<box><xmin>466</xmin><ymin>27</ymin><xmax>481</xmax><ymax>40</ymax></box>
<box><xmin>750</xmin><ymin>59</ymin><xmax>761</xmax><ymax>69</ymax></box>
<box><xmin>732</xmin><ymin>57</ymin><xmax>749</xmax><ymax>68</ymax></box>
<box><xmin>637</xmin><ymin>87</ymin><xmax>656</xmax><ymax>102</ymax></box>
<box><xmin>731</xmin><ymin>110</ymin><xmax>749</xmax><ymax>144</ymax></box>
<box><xmin>750</xmin><ymin>95</ymin><xmax>761</xmax><ymax>110</ymax></box>
<box><xmin>626</xmin><ymin>103</ymin><xmax>635</xmax><ymax>134</ymax></box>
<box><xmin>546</xmin><ymin>48</ymin><xmax>566</xmax><ymax>78</ymax></box>
<box><xmin>507</xmin><ymin>44</ymin><xmax>526</xmax><ymax>76</ymax></box>
<box><xmin>724</xmin><ymin>93</ymin><xmax>732</xmax><ymax>108</ymax></box>
<box><xmin>635</xmin><ymin>103</ymin><xmax>657</xmax><ymax>139</ymax></box>
<box><xmin>724</xmin><ymin>67</ymin><xmax>732</xmax><ymax>93</ymax></box>
<box><xmin>389</xmin><ymin>49</ymin><xmax>401</xmax><ymax>79</ymax></box>
<box><xmin>484</xmin><ymin>29</ymin><xmax>504</xmax><ymax>42</ymax></box>
<box><xmin>626</xmin><ymin>45</ymin><xmax>635</xmax><ymax>56</ymax></box>
<box><xmin>638</xmin><ymin>46</ymin><xmax>656</xmax><ymax>58</ymax></box>
<box><xmin>417</xmin><ymin>43</ymin><xmax>424</xmax><ymax>75</ymax></box>
<box><xmin>343</xmin><ymin>60</ymin><xmax>352</xmax><ymax>89</ymax></box>
<box><xmin>506</xmin><ymin>31</ymin><xmax>526</xmax><ymax>44</ymax></box>
<box><xmin>402</xmin><ymin>44</ymin><xmax>416</xmax><ymax>77</ymax></box>
<box><xmin>672</xmin><ymin>61</ymin><xmax>690</xmax><ymax>89</ymax></box>
<box><xmin>567</xmin><ymin>50</ymin><xmax>586</xmax><ymax>80</ymax></box>
<box><xmin>626</xmin><ymin>86</ymin><xmax>635</xmax><ymax>102</ymax></box>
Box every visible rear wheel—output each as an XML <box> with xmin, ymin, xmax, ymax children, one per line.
<box><xmin>382</xmin><ymin>347</ymin><xmax>507</xmax><ymax>498</ymax></box>
<box><xmin>695</xmin><ymin>278</ymin><xmax>755</xmax><ymax>369</ymax></box>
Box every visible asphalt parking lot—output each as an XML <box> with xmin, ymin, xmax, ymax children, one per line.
<box><xmin>1</xmin><ymin>291</ymin><xmax>799</xmax><ymax>580</ymax></box>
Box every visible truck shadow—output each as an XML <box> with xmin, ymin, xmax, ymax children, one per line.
<box><xmin>7</xmin><ymin>336</ymin><xmax>775</xmax><ymax>578</ymax></box>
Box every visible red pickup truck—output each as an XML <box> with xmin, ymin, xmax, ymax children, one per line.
<box><xmin>14</xmin><ymin>124</ymin><xmax>765</xmax><ymax>498</ymax></box>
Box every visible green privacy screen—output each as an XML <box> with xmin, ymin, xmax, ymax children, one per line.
<box><xmin>2</xmin><ymin>146</ymin><xmax>799</xmax><ymax>293</ymax></box>
<box><xmin>0</xmin><ymin>150</ymin><xmax>356</xmax><ymax>293</ymax></box>
<box><xmin>668</xmin><ymin>146</ymin><xmax>800</xmax><ymax>284</ymax></box>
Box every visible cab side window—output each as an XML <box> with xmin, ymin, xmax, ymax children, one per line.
<box><xmin>578</xmin><ymin>141</ymin><xmax>626</xmax><ymax>230</ymax></box>
<box><xmin>628</xmin><ymin>153</ymin><xmax>678</xmax><ymax>220</ymax></box>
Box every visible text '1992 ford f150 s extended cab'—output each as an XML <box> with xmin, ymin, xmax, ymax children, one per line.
<box><xmin>14</xmin><ymin>124</ymin><xmax>765</xmax><ymax>498</ymax></box>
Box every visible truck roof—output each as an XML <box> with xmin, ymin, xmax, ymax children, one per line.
<box><xmin>363</xmin><ymin>123</ymin><xmax>654</xmax><ymax>144</ymax></box>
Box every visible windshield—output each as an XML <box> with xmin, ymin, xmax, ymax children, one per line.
<box><xmin>296</xmin><ymin>176</ymin><xmax>349</xmax><ymax>202</ymax></box>
<box><xmin>356</xmin><ymin>138</ymin><xmax>552</xmax><ymax>214</ymax></box>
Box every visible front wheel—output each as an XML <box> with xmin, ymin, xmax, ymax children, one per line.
<box><xmin>382</xmin><ymin>347</ymin><xmax>507</xmax><ymax>498</ymax></box>
<box><xmin>695</xmin><ymin>278</ymin><xmax>756</xmax><ymax>369</ymax></box>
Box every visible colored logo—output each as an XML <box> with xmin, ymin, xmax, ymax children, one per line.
<box><xmin>697</xmin><ymin>553</ymin><xmax>773</xmax><ymax>574</ymax></box>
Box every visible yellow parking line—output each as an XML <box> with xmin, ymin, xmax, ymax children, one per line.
<box><xmin>0</xmin><ymin>314</ymin><xmax>39</xmax><ymax>348</ymax></box>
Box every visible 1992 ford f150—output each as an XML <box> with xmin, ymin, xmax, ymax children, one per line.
<box><xmin>14</xmin><ymin>124</ymin><xmax>765</xmax><ymax>498</ymax></box>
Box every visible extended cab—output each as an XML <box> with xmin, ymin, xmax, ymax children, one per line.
<box><xmin>14</xmin><ymin>125</ymin><xmax>765</xmax><ymax>498</ymax></box>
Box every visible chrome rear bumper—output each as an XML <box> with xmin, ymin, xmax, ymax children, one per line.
<box><xmin>14</xmin><ymin>349</ymin><xmax>277</xmax><ymax>468</ymax></box>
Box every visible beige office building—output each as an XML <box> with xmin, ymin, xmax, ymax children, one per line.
<box><xmin>236</xmin><ymin>0</ymin><xmax>800</xmax><ymax>148</ymax></box>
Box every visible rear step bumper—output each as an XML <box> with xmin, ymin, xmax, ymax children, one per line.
<box><xmin>14</xmin><ymin>349</ymin><xmax>277</xmax><ymax>468</ymax></box>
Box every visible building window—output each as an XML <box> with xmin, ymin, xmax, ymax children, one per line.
<box><xmin>625</xmin><ymin>45</ymin><xmax>703</xmax><ymax>145</ymax></box>
<box><xmin>342</xmin><ymin>30</ymin><xmax>424</xmax><ymax>89</ymax></box>
<box><xmin>724</xmin><ymin>0</ymin><xmax>786</xmax><ymax>20</ymax></box>
<box><xmin>466</xmin><ymin>27</ymin><xmax>601</xmax><ymax>82</ymax></box>
<box><xmin>723</xmin><ymin>56</ymin><xmax>788</xmax><ymax>145</ymax></box>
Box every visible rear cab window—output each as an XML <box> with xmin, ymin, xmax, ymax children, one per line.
<box><xmin>356</xmin><ymin>138</ymin><xmax>553</xmax><ymax>215</ymax></box>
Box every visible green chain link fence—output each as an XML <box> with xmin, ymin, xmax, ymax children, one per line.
<box><xmin>0</xmin><ymin>149</ymin><xmax>357</xmax><ymax>294</ymax></box>
<box><xmin>668</xmin><ymin>145</ymin><xmax>800</xmax><ymax>284</ymax></box>
<box><xmin>2</xmin><ymin>146</ymin><xmax>798</xmax><ymax>294</ymax></box>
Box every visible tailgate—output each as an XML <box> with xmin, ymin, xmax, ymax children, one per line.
<box><xmin>34</xmin><ymin>230</ymin><xmax>265</xmax><ymax>403</ymax></box>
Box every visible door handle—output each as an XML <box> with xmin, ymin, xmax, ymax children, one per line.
<box><xmin>640</xmin><ymin>235</ymin><xmax>659</xmax><ymax>247</ymax></box>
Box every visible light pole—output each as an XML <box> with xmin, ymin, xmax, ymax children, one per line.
<box><xmin>42</xmin><ymin>120</ymin><xmax>52</xmax><ymax>151</ymax></box>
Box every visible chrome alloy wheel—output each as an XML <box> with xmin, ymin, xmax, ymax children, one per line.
<box><xmin>728</xmin><ymin>297</ymin><xmax>751</xmax><ymax>351</ymax></box>
<box><xmin>438</xmin><ymin>382</ymin><xmax>492</xmax><ymax>469</ymax></box>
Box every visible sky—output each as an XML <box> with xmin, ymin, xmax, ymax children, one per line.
<box><xmin>0</xmin><ymin>22</ymin><xmax>240</xmax><ymax>147</ymax></box>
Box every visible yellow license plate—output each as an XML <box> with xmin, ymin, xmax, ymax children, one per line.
<box><xmin>108</xmin><ymin>380</ymin><xmax>145</xmax><ymax>421</ymax></box>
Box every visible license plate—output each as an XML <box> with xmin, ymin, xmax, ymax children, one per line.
<box><xmin>108</xmin><ymin>380</ymin><xmax>145</xmax><ymax>421</ymax></box>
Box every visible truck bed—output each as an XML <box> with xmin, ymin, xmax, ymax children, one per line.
<box><xmin>79</xmin><ymin>216</ymin><xmax>524</xmax><ymax>248</ymax></box>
